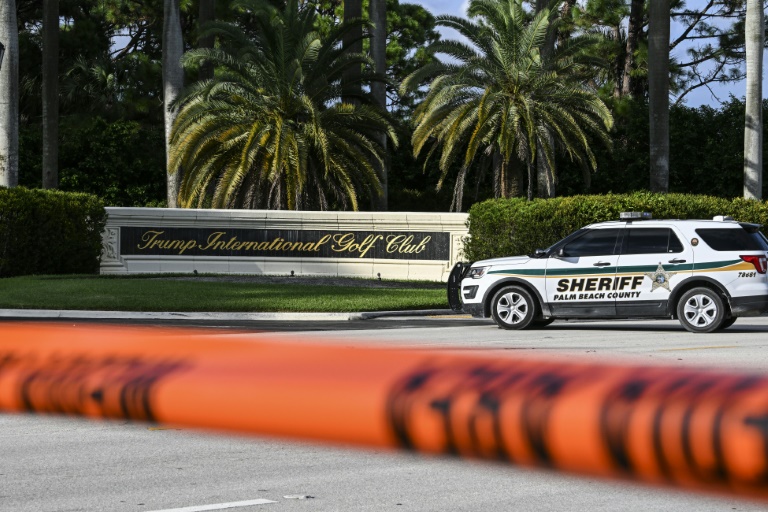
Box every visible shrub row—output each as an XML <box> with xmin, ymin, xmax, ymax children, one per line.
<box><xmin>463</xmin><ymin>192</ymin><xmax>768</xmax><ymax>261</ymax></box>
<box><xmin>0</xmin><ymin>187</ymin><xmax>107</xmax><ymax>277</ymax></box>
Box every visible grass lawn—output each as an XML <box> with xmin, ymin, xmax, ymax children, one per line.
<box><xmin>0</xmin><ymin>275</ymin><xmax>448</xmax><ymax>312</ymax></box>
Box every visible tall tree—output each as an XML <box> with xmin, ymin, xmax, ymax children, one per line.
<box><xmin>163</xmin><ymin>0</ymin><xmax>184</xmax><ymax>207</ymax></box>
<box><xmin>403</xmin><ymin>0</ymin><xmax>613</xmax><ymax>210</ymax></box>
<box><xmin>743</xmin><ymin>0</ymin><xmax>763</xmax><ymax>199</ymax></box>
<box><xmin>199</xmin><ymin>0</ymin><xmax>216</xmax><ymax>81</ymax></box>
<box><xmin>369</xmin><ymin>0</ymin><xmax>388</xmax><ymax>209</ymax></box>
<box><xmin>648</xmin><ymin>0</ymin><xmax>669</xmax><ymax>193</ymax></box>
<box><xmin>342</xmin><ymin>0</ymin><xmax>362</xmax><ymax>104</ymax></box>
<box><xmin>42</xmin><ymin>0</ymin><xmax>59</xmax><ymax>189</ymax></box>
<box><xmin>622</xmin><ymin>0</ymin><xmax>644</xmax><ymax>97</ymax></box>
<box><xmin>170</xmin><ymin>0</ymin><xmax>396</xmax><ymax>210</ymax></box>
<box><xmin>0</xmin><ymin>0</ymin><xmax>18</xmax><ymax>187</ymax></box>
<box><xmin>535</xmin><ymin>0</ymin><xmax>558</xmax><ymax>198</ymax></box>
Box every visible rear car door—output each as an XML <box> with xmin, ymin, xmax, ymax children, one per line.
<box><xmin>615</xmin><ymin>226</ymin><xmax>693</xmax><ymax>316</ymax></box>
<box><xmin>545</xmin><ymin>227</ymin><xmax>622</xmax><ymax>317</ymax></box>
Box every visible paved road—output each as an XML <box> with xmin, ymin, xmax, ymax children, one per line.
<box><xmin>3</xmin><ymin>316</ymin><xmax>768</xmax><ymax>512</ymax></box>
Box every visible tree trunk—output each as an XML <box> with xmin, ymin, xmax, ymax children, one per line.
<box><xmin>369</xmin><ymin>0</ymin><xmax>387</xmax><ymax>210</ymax></box>
<box><xmin>535</xmin><ymin>0</ymin><xmax>556</xmax><ymax>198</ymax></box>
<box><xmin>163</xmin><ymin>0</ymin><xmax>184</xmax><ymax>207</ymax></box>
<box><xmin>648</xmin><ymin>0</ymin><xmax>670</xmax><ymax>193</ymax></box>
<box><xmin>612</xmin><ymin>24</ymin><xmax>623</xmax><ymax>99</ymax></box>
<box><xmin>556</xmin><ymin>0</ymin><xmax>577</xmax><ymax>47</ymax></box>
<box><xmin>0</xmin><ymin>0</ymin><xmax>18</xmax><ymax>187</ymax></box>
<box><xmin>42</xmin><ymin>0</ymin><xmax>59</xmax><ymax>189</ymax></box>
<box><xmin>198</xmin><ymin>0</ymin><xmax>215</xmax><ymax>81</ymax></box>
<box><xmin>536</xmin><ymin>142</ymin><xmax>555</xmax><ymax>198</ymax></box>
<box><xmin>743</xmin><ymin>0</ymin><xmax>764</xmax><ymax>200</ymax></box>
<box><xmin>342</xmin><ymin>0</ymin><xmax>362</xmax><ymax>105</ymax></box>
<box><xmin>622</xmin><ymin>0</ymin><xmax>644</xmax><ymax>97</ymax></box>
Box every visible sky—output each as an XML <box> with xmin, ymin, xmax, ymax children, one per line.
<box><xmin>416</xmin><ymin>0</ymin><xmax>763</xmax><ymax>108</ymax></box>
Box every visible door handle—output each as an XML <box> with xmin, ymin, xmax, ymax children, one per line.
<box><xmin>593</xmin><ymin>261</ymin><xmax>612</xmax><ymax>267</ymax></box>
<box><xmin>668</xmin><ymin>258</ymin><xmax>687</xmax><ymax>264</ymax></box>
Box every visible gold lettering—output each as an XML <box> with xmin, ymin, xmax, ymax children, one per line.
<box><xmin>137</xmin><ymin>231</ymin><xmax>197</xmax><ymax>255</ymax></box>
<box><xmin>332</xmin><ymin>233</ymin><xmax>357</xmax><ymax>253</ymax></box>
<box><xmin>358</xmin><ymin>234</ymin><xmax>383</xmax><ymax>258</ymax></box>
<box><xmin>179</xmin><ymin>240</ymin><xmax>197</xmax><ymax>254</ymax></box>
<box><xmin>199</xmin><ymin>232</ymin><xmax>226</xmax><ymax>251</ymax></box>
<box><xmin>414</xmin><ymin>236</ymin><xmax>431</xmax><ymax>254</ymax></box>
<box><xmin>386</xmin><ymin>235</ymin><xmax>430</xmax><ymax>254</ymax></box>
<box><xmin>137</xmin><ymin>230</ymin><xmax>164</xmax><ymax>250</ymax></box>
<box><xmin>313</xmin><ymin>234</ymin><xmax>331</xmax><ymax>252</ymax></box>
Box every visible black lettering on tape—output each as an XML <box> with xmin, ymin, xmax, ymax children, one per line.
<box><xmin>12</xmin><ymin>353</ymin><xmax>187</xmax><ymax>421</ymax></box>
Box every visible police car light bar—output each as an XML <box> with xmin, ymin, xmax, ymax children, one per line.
<box><xmin>619</xmin><ymin>211</ymin><xmax>652</xmax><ymax>220</ymax></box>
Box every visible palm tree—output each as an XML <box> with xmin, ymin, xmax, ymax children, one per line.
<box><xmin>169</xmin><ymin>0</ymin><xmax>396</xmax><ymax>210</ymax></box>
<box><xmin>369</xmin><ymin>0</ymin><xmax>388</xmax><ymax>209</ymax></box>
<box><xmin>648</xmin><ymin>0</ymin><xmax>669</xmax><ymax>193</ymax></box>
<box><xmin>42</xmin><ymin>0</ymin><xmax>59</xmax><ymax>189</ymax></box>
<box><xmin>198</xmin><ymin>0</ymin><xmax>216</xmax><ymax>81</ymax></box>
<box><xmin>163</xmin><ymin>0</ymin><xmax>184</xmax><ymax>207</ymax></box>
<box><xmin>0</xmin><ymin>0</ymin><xmax>18</xmax><ymax>188</ymax></box>
<box><xmin>342</xmin><ymin>0</ymin><xmax>363</xmax><ymax>105</ymax></box>
<box><xmin>743</xmin><ymin>0</ymin><xmax>763</xmax><ymax>200</ymax></box>
<box><xmin>402</xmin><ymin>0</ymin><xmax>613</xmax><ymax>210</ymax></box>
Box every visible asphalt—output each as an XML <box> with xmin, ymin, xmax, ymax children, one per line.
<box><xmin>0</xmin><ymin>308</ymin><xmax>460</xmax><ymax>322</ymax></box>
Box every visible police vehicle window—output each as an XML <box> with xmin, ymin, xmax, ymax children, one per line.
<box><xmin>695</xmin><ymin>228</ymin><xmax>768</xmax><ymax>251</ymax></box>
<box><xmin>623</xmin><ymin>228</ymin><xmax>683</xmax><ymax>254</ymax></box>
<box><xmin>562</xmin><ymin>229</ymin><xmax>621</xmax><ymax>257</ymax></box>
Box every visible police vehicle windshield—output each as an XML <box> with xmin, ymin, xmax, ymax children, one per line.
<box><xmin>531</xmin><ymin>229</ymin><xmax>587</xmax><ymax>258</ymax></box>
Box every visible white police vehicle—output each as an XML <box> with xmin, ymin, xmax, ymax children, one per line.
<box><xmin>448</xmin><ymin>213</ymin><xmax>768</xmax><ymax>333</ymax></box>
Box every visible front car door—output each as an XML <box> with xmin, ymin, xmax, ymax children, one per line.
<box><xmin>545</xmin><ymin>227</ymin><xmax>622</xmax><ymax>318</ymax></box>
<box><xmin>615</xmin><ymin>226</ymin><xmax>693</xmax><ymax>316</ymax></box>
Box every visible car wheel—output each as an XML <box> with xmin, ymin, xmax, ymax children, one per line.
<box><xmin>676</xmin><ymin>287</ymin><xmax>725</xmax><ymax>333</ymax></box>
<box><xmin>718</xmin><ymin>317</ymin><xmax>737</xmax><ymax>330</ymax></box>
<box><xmin>491</xmin><ymin>285</ymin><xmax>537</xmax><ymax>330</ymax></box>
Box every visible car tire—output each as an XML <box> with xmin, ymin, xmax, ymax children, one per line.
<box><xmin>491</xmin><ymin>285</ymin><xmax>537</xmax><ymax>330</ymax></box>
<box><xmin>676</xmin><ymin>287</ymin><xmax>725</xmax><ymax>333</ymax></box>
<box><xmin>718</xmin><ymin>317</ymin><xmax>737</xmax><ymax>330</ymax></box>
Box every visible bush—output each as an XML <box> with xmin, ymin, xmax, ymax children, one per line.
<box><xmin>463</xmin><ymin>192</ymin><xmax>767</xmax><ymax>261</ymax></box>
<box><xmin>0</xmin><ymin>187</ymin><xmax>107</xmax><ymax>277</ymax></box>
<box><xmin>19</xmin><ymin>117</ymin><xmax>166</xmax><ymax>207</ymax></box>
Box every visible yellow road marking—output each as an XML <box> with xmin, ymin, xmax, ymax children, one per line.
<box><xmin>658</xmin><ymin>345</ymin><xmax>739</xmax><ymax>352</ymax></box>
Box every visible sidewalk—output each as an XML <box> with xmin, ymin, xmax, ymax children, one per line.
<box><xmin>0</xmin><ymin>308</ymin><xmax>460</xmax><ymax>322</ymax></box>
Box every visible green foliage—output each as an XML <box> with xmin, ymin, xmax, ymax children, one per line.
<box><xmin>557</xmin><ymin>97</ymin><xmax>768</xmax><ymax>200</ymax></box>
<box><xmin>0</xmin><ymin>188</ymin><xmax>107</xmax><ymax>277</ymax></box>
<box><xmin>402</xmin><ymin>0</ymin><xmax>613</xmax><ymax>209</ymax></box>
<box><xmin>19</xmin><ymin>117</ymin><xmax>166</xmax><ymax>207</ymax></box>
<box><xmin>172</xmin><ymin>0</ymin><xmax>397</xmax><ymax>210</ymax></box>
<box><xmin>463</xmin><ymin>192</ymin><xmax>766</xmax><ymax>261</ymax></box>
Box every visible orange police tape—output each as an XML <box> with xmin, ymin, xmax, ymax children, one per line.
<box><xmin>2</xmin><ymin>322</ymin><xmax>768</xmax><ymax>501</ymax></box>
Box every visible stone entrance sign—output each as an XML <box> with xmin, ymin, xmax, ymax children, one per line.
<box><xmin>101</xmin><ymin>208</ymin><xmax>469</xmax><ymax>282</ymax></box>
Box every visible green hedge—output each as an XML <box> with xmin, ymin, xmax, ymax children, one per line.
<box><xmin>463</xmin><ymin>192</ymin><xmax>768</xmax><ymax>261</ymax></box>
<box><xmin>0</xmin><ymin>187</ymin><xmax>107</xmax><ymax>277</ymax></box>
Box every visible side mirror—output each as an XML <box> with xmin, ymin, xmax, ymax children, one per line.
<box><xmin>555</xmin><ymin>248</ymin><xmax>566</xmax><ymax>258</ymax></box>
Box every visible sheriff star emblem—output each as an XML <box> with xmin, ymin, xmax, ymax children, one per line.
<box><xmin>644</xmin><ymin>263</ymin><xmax>676</xmax><ymax>292</ymax></box>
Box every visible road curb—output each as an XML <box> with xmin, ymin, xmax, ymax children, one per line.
<box><xmin>0</xmin><ymin>308</ymin><xmax>460</xmax><ymax>322</ymax></box>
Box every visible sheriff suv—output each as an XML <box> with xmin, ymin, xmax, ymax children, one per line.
<box><xmin>448</xmin><ymin>213</ymin><xmax>768</xmax><ymax>333</ymax></box>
